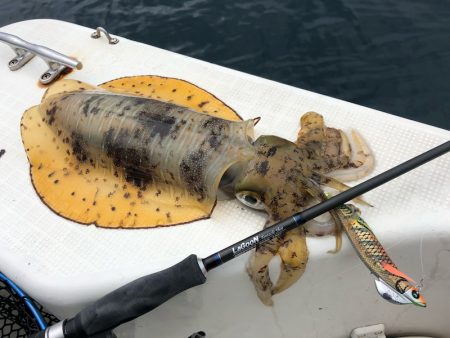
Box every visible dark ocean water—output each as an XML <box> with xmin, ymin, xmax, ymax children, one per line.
<box><xmin>1</xmin><ymin>0</ymin><xmax>449</xmax><ymax>130</ymax></box>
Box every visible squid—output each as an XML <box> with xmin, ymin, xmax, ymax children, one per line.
<box><xmin>21</xmin><ymin>76</ymin><xmax>374</xmax><ymax>305</ymax></box>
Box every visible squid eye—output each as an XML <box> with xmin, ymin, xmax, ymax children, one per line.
<box><xmin>236</xmin><ymin>192</ymin><xmax>265</xmax><ymax>210</ymax></box>
<box><xmin>412</xmin><ymin>290</ymin><xmax>420</xmax><ymax>299</ymax></box>
<box><xmin>244</xmin><ymin>195</ymin><xmax>258</xmax><ymax>204</ymax></box>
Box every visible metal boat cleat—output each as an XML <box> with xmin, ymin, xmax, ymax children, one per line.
<box><xmin>0</xmin><ymin>31</ymin><xmax>82</xmax><ymax>84</ymax></box>
<box><xmin>91</xmin><ymin>27</ymin><xmax>119</xmax><ymax>44</ymax></box>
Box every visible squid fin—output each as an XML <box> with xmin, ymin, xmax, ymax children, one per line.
<box><xmin>99</xmin><ymin>75</ymin><xmax>242</xmax><ymax>121</ymax></box>
<box><xmin>42</xmin><ymin>79</ymin><xmax>98</xmax><ymax>101</ymax></box>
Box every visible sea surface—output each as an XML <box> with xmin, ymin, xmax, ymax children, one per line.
<box><xmin>1</xmin><ymin>0</ymin><xmax>449</xmax><ymax>130</ymax></box>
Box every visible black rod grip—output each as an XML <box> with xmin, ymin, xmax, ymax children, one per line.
<box><xmin>63</xmin><ymin>254</ymin><xmax>206</xmax><ymax>338</ymax></box>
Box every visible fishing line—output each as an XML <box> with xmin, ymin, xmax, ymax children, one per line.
<box><xmin>418</xmin><ymin>230</ymin><xmax>426</xmax><ymax>291</ymax></box>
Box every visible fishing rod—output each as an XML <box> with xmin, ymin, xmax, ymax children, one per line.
<box><xmin>30</xmin><ymin>140</ymin><xmax>450</xmax><ymax>338</ymax></box>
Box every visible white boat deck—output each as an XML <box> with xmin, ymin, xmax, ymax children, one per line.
<box><xmin>0</xmin><ymin>19</ymin><xmax>449</xmax><ymax>337</ymax></box>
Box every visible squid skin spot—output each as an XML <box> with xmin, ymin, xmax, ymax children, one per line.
<box><xmin>156</xmin><ymin>208</ymin><xmax>160</xmax><ymax>212</ymax></box>
<box><xmin>46</xmin><ymin>105</ymin><xmax>57</xmax><ymax>125</ymax></box>
<box><xmin>172</xmin><ymin>89</ymin><xmax>177</xmax><ymax>92</ymax></box>
<box><xmin>179</xmin><ymin>150</ymin><xmax>207</xmax><ymax>200</ymax></box>
<box><xmin>166</xmin><ymin>212</ymin><xmax>171</xmax><ymax>219</ymax></box>
<box><xmin>198</xmin><ymin>101</ymin><xmax>209</xmax><ymax>108</ymax></box>
<box><xmin>132</xmin><ymin>84</ymin><xmax>135</xmax><ymax>87</ymax></box>
<box><xmin>258</xmin><ymin>266</ymin><xmax>267</xmax><ymax>274</ymax></box>
<box><xmin>93</xmin><ymin>201</ymin><xmax>97</xmax><ymax>206</ymax></box>
<box><xmin>71</xmin><ymin>132</ymin><xmax>89</xmax><ymax>163</ymax></box>
<box><xmin>255</xmin><ymin>160</ymin><xmax>269</xmax><ymax>176</ymax></box>
<box><xmin>54</xmin><ymin>180</ymin><xmax>59</xmax><ymax>184</ymax></box>
<box><xmin>137</xmin><ymin>191</ymin><xmax>143</xmax><ymax>198</ymax></box>
<box><xmin>187</xmin><ymin>95</ymin><xmax>193</xmax><ymax>100</ymax></box>
<box><xmin>155</xmin><ymin>189</ymin><xmax>161</xmax><ymax>197</ymax></box>
<box><xmin>48</xmin><ymin>171</ymin><xmax>55</xmax><ymax>178</ymax></box>
<box><xmin>121</xmin><ymin>83</ymin><xmax>125</xmax><ymax>86</ymax></box>
<box><xmin>147</xmin><ymin>83</ymin><xmax>152</xmax><ymax>86</ymax></box>
<box><xmin>111</xmin><ymin>206</ymin><xmax>116</xmax><ymax>211</ymax></box>
<box><xmin>267</xmin><ymin>146</ymin><xmax>277</xmax><ymax>157</ymax></box>
<box><xmin>71</xmin><ymin>192</ymin><xmax>75</xmax><ymax>196</ymax></box>
<box><xmin>123</xmin><ymin>192</ymin><xmax>130</xmax><ymax>198</ymax></box>
<box><xmin>37</xmin><ymin>163</ymin><xmax>43</xmax><ymax>170</ymax></box>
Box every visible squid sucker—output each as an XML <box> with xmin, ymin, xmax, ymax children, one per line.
<box><xmin>21</xmin><ymin>75</ymin><xmax>375</xmax><ymax>305</ymax></box>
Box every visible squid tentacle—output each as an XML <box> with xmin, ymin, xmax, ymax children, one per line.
<box><xmin>303</xmin><ymin>178</ymin><xmax>344</xmax><ymax>253</ymax></box>
<box><xmin>272</xmin><ymin>227</ymin><xmax>308</xmax><ymax>295</ymax></box>
<box><xmin>246</xmin><ymin>220</ymin><xmax>283</xmax><ymax>306</ymax></box>
<box><xmin>328</xmin><ymin>129</ymin><xmax>375</xmax><ymax>182</ymax></box>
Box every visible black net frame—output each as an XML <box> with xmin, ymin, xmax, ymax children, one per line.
<box><xmin>0</xmin><ymin>279</ymin><xmax>59</xmax><ymax>337</ymax></box>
